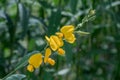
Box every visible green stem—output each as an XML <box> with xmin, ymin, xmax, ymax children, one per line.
<box><xmin>2</xmin><ymin>60</ymin><xmax>28</xmax><ymax>80</ymax></box>
<box><xmin>75</xmin><ymin>23</ymin><xmax>83</xmax><ymax>30</ymax></box>
<box><xmin>2</xmin><ymin>70</ymin><xmax>16</xmax><ymax>80</ymax></box>
<box><xmin>75</xmin><ymin>16</ymin><xmax>95</xmax><ymax>30</ymax></box>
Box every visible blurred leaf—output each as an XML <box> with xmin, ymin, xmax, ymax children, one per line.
<box><xmin>4</xmin><ymin>13</ymin><xmax>15</xmax><ymax>44</ymax></box>
<box><xmin>0</xmin><ymin>57</ymin><xmax>6</xmax><ymax>78</ymax></box>
<box><xmin>4</xmin><ymin>48</ymin><xmax>11</xmax><ymax>58</ymax></box>
<box><xmin>30</xmin><ymin>16</ymin><xmax>47</xmax><ymax>31</ymax></box>
<box><xmin>18</xmin><ymin>3</ymin><xmax>29</xmax><ymax>39</ymax></box>
<box><xmin>53</xmin><ymin>0</ymin><xmax>59</xmax><ymax>6</ymax></box>
<box><xmin>38</xmin><ymin>0</ymin><xmax>54</xmax><ymax>9</ymax></box>
<box><xmin>48</xmin><ymin>9</ymin><xmax>62</xmax><ymax>35</ymax></box>
<box><xmin>5</xmin><ymin>74</ymin><xmax>26</xmax><ymax>80</ymax></box>
<box><xmin>64</xmin><ymin>42</ymin><xmax>74</xmax><ymax>63</ymax></box>
<box><xmin>6</xmin><ymin>3</ymin><xmax>17</xmax><ymax>17</ymax></box>
<box><xmin>28</xmin><ymin>39</ymin><xmax>36</xmax><ymax>51</ymax></box>
<box><xmin>54</xmin><ymin>68</ymin><xmax>70</xmax><ymax>76</ymax></box>
<box><xmin>69</xmin><ymin>0</ymin><xmax>78</xmax><ymax>13</ymax></box>
<box><xmin>106</xmin><ymin>1</ymin><xmax>120</xmax><ymax>9</ymax></box>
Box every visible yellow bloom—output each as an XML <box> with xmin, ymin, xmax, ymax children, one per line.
<box><xmin>27</xmin><ymin>64</ymin><xmax>34</xmax><ymax>72</ymax></box>
<box><xmin>60</xmin><ymin>25</ymin><xmax>76</xmax><ymax>43</ymax></box>
<box><xmin>45</xmin><ymin>35</ymin><xmax>63</xmax><ymax>51</ymax></box>
<box><xmin>60</xmin><ymin>25</ymin><xmax>74</xmax><ymax>34</ymax></box>
<box><xmin>44</xmin><ymin>48</ymin><xmax>55</xmax><ymax>66</ymax></box>
<box><xmin>51</xmin><ymin>35</ymin><xmax>63</xmax><ymax>47</ymax></box>
<box><xmin>44</xmin><ymin>48</ymin><xmax>51</xmax><ymax>63</ymax></box>
<box><xmin>64</xmin><ymin>33</ymin><xmax>76</xmax><ymax>43</ymax></box>
<box><xmin>47</xmin><ymin>58</ymin><xmax>55</xmax><ymax>66</ymax></box>
<box><xmin>27</xmin><ymin>53</ymin><xmax>42</xmax><ymax>72</ymax></box>
<box><xmin>55</xmin><ymin>32</ymin><xmax>63</xmax><ymax>38</ymax></box>
<box><xmin>57</xmin><ymin>48</ymin><xmax>65</xmax><ymax>55</ymax></box>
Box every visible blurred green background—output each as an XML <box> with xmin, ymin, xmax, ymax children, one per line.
<box><xmin>0</xmin><ymin>0</ymin><xmax>120</xmax><ymax>80</ymax></box>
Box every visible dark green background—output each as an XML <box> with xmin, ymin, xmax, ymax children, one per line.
<box><xmin>0</xmin><ymin>0</ymin><xmax>120</xmax><ymax>80</ymax></box>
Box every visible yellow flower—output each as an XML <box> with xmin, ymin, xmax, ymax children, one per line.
<box><xmin>27</xmin><ymin>64</ymin><xmax>34</xmax><ymax>72</ymax></box>
<box><xmin>60</xmin><ymin>25</ymin><xmax>76</xmax><ymax>43</ymax></box>
<box><xmin>45</xmin><ymin>35</ymin><xmax>63</xmax><ymax>51</ymax></box>
<box><xmin>44</xmin><ymin>48</ymin><xmax>55</xmax><ymax>66</ymax></box>
<box><xmin>64</xmin><ymin>33</ymin><xmax>76</xmax><ymax>43</ymax></box>
<box><xmin>55</xmin><ymin>32</ymin><xmax>63</xmax><ymax>38</ymax></box>
<box><xmin>44</xmin><ymin>48</ymin><xmax>51</xmax><ymax>63</ymax></box>
<box><xmin>60</xmin><ymin>25</ymin><xmax>74</xmax><ymax>34</ymax></box>
<box><xmin>27</xmin><ymin>53</ymin><xmax>42</xmax><ymax>72</ymax></box>
<box><xmin>57</xmin><ymin>48</ymin><xmax>65</xmax><ymax>55</ymax></box>
<box><xmin>47</xmin><ymin>58</ymin><xmax>55</xmax><ymax>66</ymax></box>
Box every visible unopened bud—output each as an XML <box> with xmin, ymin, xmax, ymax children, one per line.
<box><xmin>89</xmin><ymin>10</ymin><xmax>95</xmax><ymax>15</ymax></box>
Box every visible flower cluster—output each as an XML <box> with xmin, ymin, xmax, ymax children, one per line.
<box><xmin>27</xmin><ymin>25</ymin><xmax>76</xmax><ymax>72</ymax></box>
<box><xmin>46</xmin><ymin>25</ymin><xmax>76</xmax><ymax>55</ymax></box>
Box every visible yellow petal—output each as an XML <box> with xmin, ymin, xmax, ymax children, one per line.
<box><xmin>28</xmin><ymin>53</ymin><xmax>42</xmax><ymax>68</ymax></box>
<box><xmin>57</xmin><ymin>48</ymin><xmax>65</xmax><ymax>55</ymax></box>
<box><xmin>45</xmin><ymin>36</ymin><xmax>50</xmax><ymax>42</ymax></box>
<box><xmin>44</xmin><ymin>48</ymin><xmax>51</xmax><ymax>63</ymax></box>
<box><xmin>50</xmin><ymin>36</ymin><xmax>58</xmax><ymax>51</ymax></box>
<box><xmin>51</xmin><ymin>35</ymin><xmax>63</xmax><ymax>47</ymax></box>
<box><xmin>59</xmin><ymin>38</ymin><xmax>64</xmax><ymax>47</ymax></box>
<box><xmin>47</xmin><ymin>58</ymin><xmax>55</xmax><ymax>66</ymax></box>
<box><xmin>27</xmin><ymin>64</ymin><xmax>34</xmax><ymax>72</ymax></box>
<box><xmin>65</xmin><ymin>34</ymin><xmax>76</xmax><ymax>43</ymax></box>
<box><xmin>55</xmin><ymin>32</ymin><xmax>63</xmax><ymax>38</ymax></box>
<box><xmin>51</xmin><ymin>36</ymin><xmax>61</xmax><ymax>47</ymax></box>
<box><xmin>60</xmin><ymin>25</ymin><xmax>74</xmax><ymax>34</ymax></box>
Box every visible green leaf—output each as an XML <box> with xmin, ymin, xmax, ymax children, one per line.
<box><xmin>70</xmin><ymin>0</ymin><xmax>78</xmax><ymax>13</ymax></box>
<box><xmin>48</xmin><ymin>9</ymin><xmax>62</xmax><ymax>35</ymax></box>
<box><xmin>18</xmin><ymin>3</ymin><xmax>29</xmax><ymax>27</ymax></box>
<box><xmin>54</xmin><ymin>68</ymin><xmax>70</xmax><ymax>76</ymax></box>
<box><xmin>38</xmin><ymin>1</ymin><xmax>53</xmax><ymax>9</ymax></box>
<box><xmin>53</xmin><ymin>0</ymin><xmax>59</xmax><ymax>6</ymax></box>
<box><xmin>5</xmin><ymin>74</ymin><xmax>26</xmax><ymax>80</ymax></box>
<box><xmin>18</xmin><ymin>3</ymin><xmax>29</xmax><ymax>39</ymax></box>
<box><xmin>5</xmin><ymin>13</ymin><xmax>15</xmax><ymax>44</ymax></box>
<box><xmin>6</xmin><ymin>3</ymin><xmax>17</xmax><ymax>17</ymax></box>
<box><xmin>75</xmin><ymin>31</ymin><xmax>90</xmax><ymax>36</ymax></box>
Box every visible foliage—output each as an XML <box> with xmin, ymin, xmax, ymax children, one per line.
<box><xmin>0</xmin><ymin>0</ymin><xmax>120</xmax><ymax>80</ymax></box>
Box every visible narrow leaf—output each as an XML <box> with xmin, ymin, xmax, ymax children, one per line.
<box><xmin>54</xmin><ymin>68</ymin><xmax>70</xmax><ymax>76</ymax></box>
<box><xmin>18</xmin><ymin>3</ymin><xmax>29</xmax><ymax>39</ymax></box>
<box><xmin>5</xmin><ymin>74</ymin><xmax>26</xmax><ymax>80</ymax></box>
